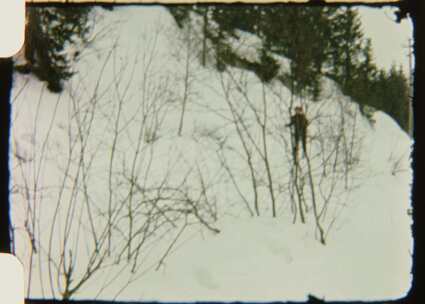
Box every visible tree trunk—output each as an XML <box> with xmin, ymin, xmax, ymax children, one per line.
<box><xmin>177</xmin><ymin>27</ymin><xmax>191</xmax><ymax>136</ymax></box>
<box><xmin>201</xmin><ymin>8</ymin><xmax>208</xmax><ymax>66</ymax></box>
<box><xmin>305</xmin><ymin>153</ymin><xmax>325</xmax><ymax>245</ymax></box>
<box><xmin>261</xmin><ymin>85</ymin><xmax>276</xmax><ymax>217</ymax></box>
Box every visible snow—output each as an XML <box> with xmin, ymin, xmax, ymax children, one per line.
<box><xmin>228</xmin><ymin>30</ymin><xmax>264</xmax><ymax>63</ymax></box>
<box><xmin>129</xmin><ymin>109</ymin><xmax>413</xmax><ymax>302</ymax></box>
<box><xmin>10</xmin><ymin>5</ymin><xmax>413</xmax><ymax>302</ymax></box>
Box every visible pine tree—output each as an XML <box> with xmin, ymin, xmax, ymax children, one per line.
<box><xmin>328</xmin><ymin>7</ymin><xmax>364</xmax><ymax>89</ymax></box>
<box><xmin>278</xmin><ymin>7</ymin><xmax>333</xmax><ymax>99</ymax></box>
<box><xmin>378</xmin><ymin>66</ymin><xmax>410</xmax><ymax>130</ymax></box>
<box><xmin>16</xmin><ymin>7</ymin><xmax>92</xmax><ymax>93</ymax></box>
<box><xmin>350</xmin><ymin>38</ymin><xmax>378</xmax><ymax>113</ymax></box>
<box><xmin>167</xmin><ymin>5</ymin><xmax>193</xmax><ymax>28</ymax></box>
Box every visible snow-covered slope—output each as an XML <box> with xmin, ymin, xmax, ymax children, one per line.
<box><xmin>10</xmin><ymin>6</ymin><xmax>412</xmax><ymax>302</ymax></box>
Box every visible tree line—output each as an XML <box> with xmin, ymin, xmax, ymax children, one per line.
<box><xmin>167</xmin><ymin>4</ymin><xmax>411</xmax><ymax>132</ymax></box>
<box><xmin>16</xmin><ymin>5</ymin><xmax>410</xmax><ymax>132</ymax></box>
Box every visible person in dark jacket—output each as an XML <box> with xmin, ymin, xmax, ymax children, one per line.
<box><xmin>287</xmin><ymin>106</ymin><xmax>308</xmax><ymax>157</ymax></box>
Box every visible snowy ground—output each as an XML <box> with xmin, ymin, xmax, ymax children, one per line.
<box><xmin>10</xmin><ymin>6</ymin><xmax>413</xmax><ymax>302</ymax></box>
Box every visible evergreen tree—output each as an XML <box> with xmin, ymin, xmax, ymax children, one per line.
<box><xmin>349</xmin><ymin>38</ymin><xmax>378</xmax><ymax>113</ymax></box>
<box><xmin>16</xmin><ymin>7</ymin><xmax>92</xmax><ymax>93</ymax></box>
<box><xmin>328</xmin><ymin>7</ymin><xmax>364</xmax><ymax>89</ymax></box>
<box><xmin>265</xmin><ymin>6</ymin><xmax>335</xmax><ymax>99</ymax></box>
<box><xmin>375</xmin><ymin>66</ymin><xmax>410</xmax><ymax>130</ymax></box>
<box><xmin>167</xmin><ymin>5</ymin><xmax>193</xmax><ymax>28</ymax></box>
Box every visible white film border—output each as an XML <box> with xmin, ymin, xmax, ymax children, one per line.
<box><xmin>0</xmin><ymin>254</ymin><xmax>24</xmax><ymax>304</ymax></box>
<box><xmin>0</xmin><ymin>0</ymin><xmax>25</xmax><ymax>58</ymax></box>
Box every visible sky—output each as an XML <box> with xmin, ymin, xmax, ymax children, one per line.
<box><xmin>358</xmin><ymin>6</ymin><xmax>414</xmax><ymax>75</ymax></box>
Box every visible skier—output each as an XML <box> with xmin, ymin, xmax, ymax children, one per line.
<box><xmin>286</xmin><ymin>106</ymin><xmax>308</xmax><ymax>158</ymax></box>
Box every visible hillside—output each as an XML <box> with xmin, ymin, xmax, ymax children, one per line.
<box><xmin>10</xmin><ymin>6</ymin><xmax>413</xmax><ymax>301</ymax></box>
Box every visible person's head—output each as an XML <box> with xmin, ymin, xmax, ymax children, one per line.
<box><xmin>295</xmin><ymin>106</ymin><xmax>303</xmax><ymax>114</ymax></box>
